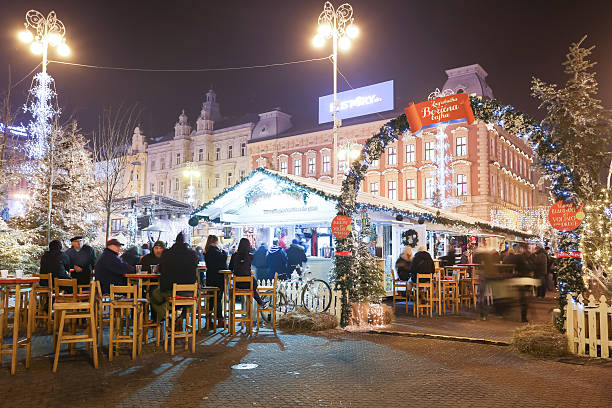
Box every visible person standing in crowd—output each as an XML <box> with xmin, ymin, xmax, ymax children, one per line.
<box><xmin>409</xmin><ymin>246</ymin><xmax>435</xmax><ymax>282</ymax></box>
<box><xmin>204</xmin><ymin>234</ymin><xmax>227</xmax><ymax>327</ymax></box>
<box><xmin>395</xmin><ymin>246</ymin><xmax>412</xmax><ymax>281</ymax></box>
<box><xmin>545</xmin><ymin>246</ymin><xmax>556</xmax><ymax>289</ymax></box>
<box><xmin>504</xmin><ymin>244</ymin><xmax>533</xmax><ymax>322</ymax></box>
<box><xmin>64</xmin><ymin>236</ymin><xmax>97</xmax><ymax>286</ymax></box>
<box><xmin>531</xmin><ymin>245</ymin><xmax>548</xmax><ymax>298</ymax></box>
<box><xmin>95</xmin><ymin>238</ymin><xmax>135</xmax><ymax>294</ymax></box>
<box><xmin>287</xmin><ymin>238</ymin><xmax>307</xmax><ymax>274</ymax></box>
<box><xmin>252</xmin><ymin>242</ymin><xmax>268</xmax><ymax>280</ymax></box>
<box><xmin>40</xmin><ymin>240</ymin><xmax>72</xmax><ymax>288</ymax></box>
<box><xmin>150</xmin><ymin>232</ymin><xmax>198</xmax><ymax>322</ymax></box>
<box><xmin>266</xmin><ymin>239</ymin><xmax>289</xmax><ymax>279</ymax></box>
<box><xmin>440</xmin><ymin>247</ymin><xmax>456</xmax><ymax>267</ymax></box>
<box><xmin>195</xmin><ymin>246</ymin><xmax>205</xmax><ymax>263</ymax></box>
<box><xmin>139</xmin><ymin>240</ymin><xmax>165</xmax><ymax>272</ymax></box>
<box><xmin>229</xmin><ymin>238</ymin><xmax>269</xmax><ymax>309</ymax></box>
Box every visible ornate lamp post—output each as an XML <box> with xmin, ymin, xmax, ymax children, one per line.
<box><xmin>18</xmin><ymin>10</ymin><xmax>70</xmax><ymax>244</ymax></box>
<box><xmin>183</xmin><ymin>166</ymin><xmax>201</xmax><ymax>206</ymax></box>
<box><xmin>312</xmin><ymin>2</ymin><xmax>359</xmax><ymax>182</ymax></box>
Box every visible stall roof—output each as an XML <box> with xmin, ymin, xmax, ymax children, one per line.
<box><xmin>193</xmin><ymin>168</ymin><xmax>530</xmax><ymax>237</ymax></box>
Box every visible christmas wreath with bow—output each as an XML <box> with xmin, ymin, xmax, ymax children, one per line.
<box><xmin>402</xmin><ymin>229</ymin><xmax>419</xmax><ymax>248</ymax></box>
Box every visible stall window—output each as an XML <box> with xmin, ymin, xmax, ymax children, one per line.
<box><xmin>308</xmin><ymin>157</ymin><xmax>316</xmax><ymax>174</ymax></box>
<box><xmin>370</xmin><ymin>182</ymin><xmax>379</xmax><ymax>195</ymax></box>
<box><xmin>387</xmin><ymin>147</ymin><xmax>397</xmax><ymax>165</ymax></box>
<box><xmin>322</xmin><ymin>155</ymin><xmax>330</xmax><ymax>173</ymax></box>
<box><xmin>406</xmin><ymin>178</ymin><xmax>416</xmax><ymax>199</ymax></box>
<box><xmin>294</xmin><ymin>159</ymin><xmax>302</xmax><ymax>176</ymax></box>
<box><xmin>425</xmin><ymin>142</ymin><xmax>434</xmax><ymax>161</ymax></box>
<box><xmin>457</xmin><ymin>174</ymin><xmax>467</xmax><ymax>196</ymax></box>
<box><xmin>425</xmin><ymin>177</ymin><xmax>434</xmax><ymax>199</ymax></box>
<box><xmin>280</xmin><ymin>161</ymin><xmax>288</xmax><ymax>174</ymax></box>
<box><xmin>241</xmin><ymin>143</ymin><xmax>246</xmax><ymax>156</ymax></box>
<box><xmin>456</xmin><ymin>136</ymin><xmax>467</xmax><ymax>157</ymax></box>
<box><xmin>387</xmin><ymin>180</ymin><xmax>397</xmax><ymax>200</ymax></box>
<box><xmin>405</xmin><ymin>144</ymin><xmax>415</xmax><ymax>163</ymax></box>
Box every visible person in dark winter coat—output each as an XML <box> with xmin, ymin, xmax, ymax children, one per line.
<box><xmin>195</xmin><ymin>246</ymin><xmax>205</xmax><ymax>263</ymax></box>
<box><xmin>395</xmin><ymin>247</ymin><xmax>412</xmax><ymax>281</ymax></box>
<box><xmin>266</xmin><ymin>240</ymin><xmax>289</xmax><ymax>280</ymax></box>
<box><xmin>94</xmin><ymin>238</ymin><xmax>135</xmax><ymax>294</ymax></box>
<box><xmin>229</xmin><ymin>238</ymin><xmax>268</xmax><ymax>307</ymax></box>
<box><xmin>150</xmin><ymin>232</ymin><xmax>198</xmax><ymax>321</ymax></box>
<box><xmin>40</xmin><ymin>240</ymin><xmax>72</xmax><ymax>287</ymax></box>
<box><xmin>138</xmin><ymin>240</ymin><xmax>165</xmax><ymax>272</ymax></box>
<box><xmin>531</xmin><ymin>246</ymin><xmax>548</xmax><ymax>298</ymax></box>
<box><xmin>64</xmin><ymin>236</ymin><xmax>97</xmax><ymax>285</ymax></box>
<box><xmin>286</xmin><ymin>239</ymin><xmax>308</xmax><ymax>274</ymax></box>
<box><xmin>440</xmin><ymin>247</ymin><xmax>456</xmax><ymax>267</ymax></box>
<box><xmin>252</xmin><ymin>243</ymin><xmax>268</xmax><ymax>280</ymax></box>
<box><xmin>121</xmin><ymin>246</ymin><xmax>140</xmax><ymax>266</ymax></box>
<box><xmin>203</xmin><ymin>234</ymin><xmax>228</xmax><ymax>325</ymax></box>
<box><xmin>504</xmin><ymin>245</ymin><xmax>533</xmax><ymax>322</ymax></box>
<box><xmin>409</xmin><ymin>247</ymin><xmax>435</xmax><ymax>282</ymax></box>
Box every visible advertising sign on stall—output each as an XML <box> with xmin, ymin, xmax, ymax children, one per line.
<box><xmin>548</xmin><ymin>201</ymin><xmax>584</xmax><ymax>231</ymax></box>
<box><xmin>331</xmin><ymin>215</ymin><xmax>352</xmax><ymax>239</ymax></box>
<box><xmin>318</xmin><ymin>80</ymin><xmax>394</xmax><ymax>124</ymax></box>
<box><xmin>404</xmin><ymin>93</ymin><xmax>475</xmax><ymax>132</ymax></box>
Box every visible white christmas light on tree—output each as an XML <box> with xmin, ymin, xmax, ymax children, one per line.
<box><xmin>24</xmin><ymin>72</ymin><xmax>58</xmax><ymax>161</ymax></box>
<box><xmin>425</xmin><ymin>124</ymin><xmax>463</xmax><ymax>209</ymax></box>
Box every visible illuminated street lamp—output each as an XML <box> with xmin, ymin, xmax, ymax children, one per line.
<box><xmin>337</xmin><ymin>137</ymin><xmax>361</xmax><ymax>173</ymax></box>
<box><xmin>183</xmin><ymin>167</ymin><xmax>201</xmax><ymax>206</ymax></box>
<box><xmin>312</xmin><ymin>2</ymin><xmax>358</xmax><ymax>181</ymax></box>
<box><xmin>18</xmin><ymin>10</ymin><xmax>70</xmax><ymax>75</ymax></box>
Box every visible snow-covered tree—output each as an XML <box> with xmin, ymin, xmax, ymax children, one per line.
<box><xmin>0</xmin><ymin>219</ymin><xmax>42</xmax><ymax>271</ymax></box>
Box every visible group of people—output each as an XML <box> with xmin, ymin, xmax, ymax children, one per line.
<box><xmin>251</xmin><ymin>238</ymin><xmax>307</xmax><ymax>281</ymax></box>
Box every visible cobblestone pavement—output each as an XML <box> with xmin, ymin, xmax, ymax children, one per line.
<box><xmin>1</xmin><ymin>325</ymin><xmax>610</xmax><ymax>408</ymax></box>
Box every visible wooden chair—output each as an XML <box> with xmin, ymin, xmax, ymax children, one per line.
<box><xmin>32</xmin><ymin>273</ymin><xmax>53</xmax><ymax>332</ymax></box>
<box><xmin>431</xmin><ymin>269</ymin><xmax>444</xmax><ymax>315</ymax></box>
<box><xmin>230</xmin><ymin>276</ymin><xmax>254</xmax><ymax>336</ymax></box>
<box><xmin>108</xmin><ymin>285</ymin><xmax>140</xmax><ymax>361</ymax></box>
<box><xmin>197</xmin><ymin>286</ymin><xmax>219</xmax><ymax>333</ymax></box>
<box><xmin>415</xmin><ymin>273</ymin><xmax>433</xmax><ymax>318</ymax></box>
<box><xmin>391</xmin><ymin>269</ymin><xmax>410</xmax><ymax>314</ymax></box>
<box><xmin>53</xmin><ymin>278</ymin><xmax>80</xmax><ymax>351</ymax></box>
<box><xmin>52</xmin><ymin>280</ymin><xmax>98</xmax><ymax>373</ymax></box>
<box><xmin>256</xmin><ymin>273</ymin><xmax>278</xmax><ymax>330</ymax></box>
<box><xmin>95</xmin><ymin>281</ymin><xmax>111</xmax><ymax>348</ymax></box>
<box><xmin>442</xmin><ymin>276</ymin><xmax>459</xmax><ymax>315</ymax></box>
<box><xmin>164</xmin><ymin>283</ymin><xmax>198</xmax><ymax>355</ymax></box>
<box><xmin>139</xmin><ymin>279</ymin><xmax>161</xmax><ymax>347</ymax></box>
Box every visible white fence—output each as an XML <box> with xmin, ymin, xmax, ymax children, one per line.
<box><xmin>565</xmin><ymin>294</ymin><xmax>612</xmax><ymax>358</ymax></box>
<box><xmin>257</xmin><ymin>278</ymin><xmax>342</xmax><ymax>319</ymax></box>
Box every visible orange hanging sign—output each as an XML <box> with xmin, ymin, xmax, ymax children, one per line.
<box><xmin>404</xmin><ymin>93</ymin><xmax>475</xmax><ymax>132</ymax></box>
<box><xmin>331</xmin><ymin>215</ymin><xmax>352</xmax><ymax>239</ymax></box>
<box><xmin>548</xmin><ymin>201</ymin><xmax>584</xmax><ymax>231</ymax></box>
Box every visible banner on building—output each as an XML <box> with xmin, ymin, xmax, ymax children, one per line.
<box><xmin>404</xmin><ymin>93</ymin><xmax>475</xmax><ymax>132</ymax></box>
<box><xmin>318</xmin><ymin>80</ymin><xmax>394</xmax><ymax>124</ymax></box>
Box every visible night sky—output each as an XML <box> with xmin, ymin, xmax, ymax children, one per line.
<box><xmin>1</xmin><ymin>0</ymin><xmax>611</xmax><ymax>139</ymax></box>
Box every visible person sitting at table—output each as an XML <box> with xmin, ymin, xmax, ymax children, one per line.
<box><xmin>229</xmin><ymin>238</ymin><xmax>269</xmax><ymax>309</ymax></box>
<box><xmin>138</xmin><ymin>240</ymin><xmax>165</xmax><ymax>273</ymax></box>
<box><xmin>40</xmin><ymin>240</ymin><xmax>72</xmax><ymax>288</ymax></box>
<box><xmin>121</xmin><ymin>245</ymin><xmax>141</xmax><ymax>266</ymax></box>
<box><xmin>204</xmin><ymin>234</ymin><xmax>228</xmax><ymax>327</ymax></box>
<box><xmin>395</xmin><ymin>246</ymin><xmax>412</xmax><ymax>281</ymax></box>
<box><xmin>95</xmin><ymin>238</ymin><xmax>135</xmax><ymax>294</ymax></box>
<box><xmin>150</xmin><ymin>232</ymin><xmax>198</xmax><ymax>322</ymax></box>
<box><xmin>440</xmin><ymin>247</ymin><xmax>456</xmax><ymax>267</ymax></box>
<box><xmin>64</xmin><ymin>235</ymin><xmax>97</xmax><ymax>286</ymax></box>
<box><xmin>409</xmin><ymin>246</ymin><xmax>435</xmax><ymax>283</ymax></box>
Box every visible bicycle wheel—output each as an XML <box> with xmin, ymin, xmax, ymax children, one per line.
<box><xmin>275</xmin><ymin>291</ymin><xmax>296</xmax><ymax>315</ymax></box>
<box><xmin>301</xmin><ymin>279</ymin><xmax>332</xmax><ymax>312</ymax></box>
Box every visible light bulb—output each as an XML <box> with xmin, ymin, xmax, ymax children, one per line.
<box><xmin>318</xmin><ymin>23</ymin><xmax>332</xmax><ymax>37</ymax></box>
<box><xmin>47</xmin><ymin>32</ymin><xmax>62</xmax><ymax>47</ymax></box>
<box><xmin>57</xmin><ymin>42</ymin><xmax>70</xmax><ymax>57</ymax></box>
<box><xmin>19</xmin><ymin>30</ymin><xmax>33</xmax><ymax>44</ymax></box>
<box><xmin>346</xmin><ymin>23</ymin><xmax>359</xmax><ymax>39</ymax></box>
<box><xmin>338</xmin><ymin>36</ymin><xmax>351</xmax><ymax>51</ymax></box>
<box><xmin>30</xmin><ymin>41</ymin><xmax>43</xmax><ymax>55</ymax></box>
<box><xmin>312</xmin><ymin>34</ymin><xmax>325</xmax><ymax>48</ymax></box>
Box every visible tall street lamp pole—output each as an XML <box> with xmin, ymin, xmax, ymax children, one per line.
<box><xmin>18</xmin><ymin>10</ymin><xmax>71</xmax><ymax>244</ymax></box>
<box><xmin>312</xmin><ymin>2</ymin><xmax>359</xmax><ymax>182</ymax></box>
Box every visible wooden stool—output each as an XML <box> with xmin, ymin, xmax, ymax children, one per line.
<box><xmin>94</xmin><ymin>281</ymin><xmax>111</xmax><ymax>347</ymax></box>
<box><xmin>53</xmin><ymin>278</ymin><xmax>84</xmax><ymax>352</ymax></box>
<box><xmin>33</xmin><ymin>273</ymin><xmax>53</xmax><ymax>332</ymax></box>
<box><xmin>197</xmin><ymin>286</ymin><xmax>219</xmax><ymax>332</ymax></box>
<box><xmin>230</xmin><ymin>276</ymin><xmax>253</xmax><ymax>336</ymax></box>
<box><xmin>108</xmin><ymin>285</ymin><xmax>140</xmax><ymax>361</ymax></box>
<box><xmin>415</xmin><ymin>273</ymin><xmax>433</xmax><ymax>318</ymax></box>
<box><xmin>442</xmin><ymin>277</ymin><xmax>459</xmax><ymax>315</ymax></box>
<box><xmin>53</xmin><ymin>280</ymin><xmax>98</xmax><ymax>373</ymax></box>
<box><xmin>139</xmin><ymin>279</ymin><xmax>161</xmax><ymax>347</ymax></box>
<box><xmin>256</xmin><ymin>273</ymin><xmax>278</xmax><ymax>330</ymax></box>
<box><xmin>164</xmin><ymin>283</ymin><xmax>197</xmax><ymax>355</ymax></box>
<box><xmin>391</xmin><ymin>269</ymin><xmax>410</xmax><ymax>314</ymax></box>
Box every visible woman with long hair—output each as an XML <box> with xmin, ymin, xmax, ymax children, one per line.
<box><xmin>229</xmin><ymin>238</ymin><xmax>268</xmax><ymax>308</ymax></box>
<box><xmin>204</xmin><ymin>235</ymin><xmax>227</xmax><ymax>327</ymax></box>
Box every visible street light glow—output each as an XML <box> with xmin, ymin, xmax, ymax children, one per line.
<box><xmin>338</xmin><ymin>36</ymin><xmax>351</xmax><ymax>51</ymax></box>
<box><xmin>57</xmin><ymin>42</ymin><xmax>70</xmax><ymax>57</ymax></box>
<box><xmin>346</xmin><ymin>23</ymin><xmax>359</xmax><ymax>38</ymax></box>
<box><xmin>30</xmin><ymin>41</ymin><xmax>43</xmax><ymax>55</ymax></box>
<box><xmin>312</xmin><ymin>34</ymin><xmax>326</xmax><ymax>48</ymax></box>
<box><xmin>19</xmin><ymin>30</ymin><xmax>33</xmax><ymax>43</ymax></box>
<box><xmin>318</xmin><ymin>22</ymin><xmax>332</xmax><ymax>37</ymax></box>
<box><xmin>47</xmin><ymin>32</ymin><xmax>62</xmax><ymax>47</ymax></box>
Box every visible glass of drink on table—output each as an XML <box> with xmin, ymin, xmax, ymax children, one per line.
<box><xmin>135</xmin><ymin>265</ymin><xmax>142</xmax><ymax>274</ymax></box>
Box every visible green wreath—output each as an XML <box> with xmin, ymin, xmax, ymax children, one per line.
<box><xmin>402</xmin><ymin>229</ymin><xmax>419</xmax><ymax>248</ymax></box>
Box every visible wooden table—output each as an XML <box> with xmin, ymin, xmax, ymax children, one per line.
<box><xmin>0</xmin><ymin>277</ymin><xmax>39</xmax><ymax>375</ymax></box>
<box><xmin>125</xmin><ymin>274</ymin><xmax>160</xmax><ymax>299</ymax></box>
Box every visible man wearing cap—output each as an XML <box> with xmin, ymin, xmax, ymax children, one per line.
<box><xmin>64</xmin><ymin>236</ymin><xmax>97</xmax><ymax>285</ymax></box>
<box><xmin>138</xmin><ymin>240</ymin><xmax>165</xmax><ymax>273</ymax></box>
<box><xmin>94</xmin><ymin>238</ymin><xmax>135</xmax><ymax>294</ymax></box>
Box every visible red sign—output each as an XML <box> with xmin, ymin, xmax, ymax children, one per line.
<box><xmin>404</xmin><ymin>93</ymin><xmax>475</xmax><ymax>133</ymax></box>
<box><xmin>331</xmin><ymin>215</ymin><xmax>352</xmax><ymax>239</ymax></box>
<box><xmin>548</xmin><ymin>201</ymin><xmax>584</xmax><ymax>231</ymax></box>
<box><xmin>556</xmin><ymin>251</ymin><xmax>581</xmax><ymax>258</ymax></box>
<box><xmin>335</xmin><ymin>251</ymin><xmax>352</xmax><ymax>257</ymax></box>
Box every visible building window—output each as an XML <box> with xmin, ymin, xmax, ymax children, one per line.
<box><xmin>338</xmin><ymin>160</ymin><xmax>347</xmax><ymax>173</ymax></box>
<box><xmin>322</xmin><ymin>155</ymin><xmax>330</xmax><ymax>173</ymax></box>
<box><xmin>370</xmin><ymin>182</ymin><xmax>379</xmax><ymax>195</ymax></box>
<box><xmin>425</xmin><ymin>177</ymin><xmax>435</xmax><ymax>199</ymax></box>
<box><xmin>490</xmin><ymin>137</ymin><xmax>495</xmax><ymax>157</ymax></box>
<box><xmin>500</xmin><ymin>179</ymin><xmax>505</xmax><ymax>200</ymax></box>
<box><xmin>111</xmin><ymin>219</ymin><xmax>122</xmax><ymax>232</ymax></box>
<box><xmin>503</xmin><ymin>148</ymin><xmax>507</xmax><ymax>165</ymax></box>
<box><xmin>387</xmin><ymin>180</ymin><xmax>397</xmax><ymax>200</ymax></box>
<box><xmin>174</xmin><ymin>177</ymin><xmax>179</xmax><ymax>192</ymax></box>
<box><xmin>151</xmin><ymin>160</ymin><xmax>156</xmax><ymax>170</ymax></box>
<box><xmin>214</xmin><ymin>174</ymin><xmax>220</xmax><ymax>188</ymax></box>
<box><xmin>228</xmin><ymin>145</ymin><xmax>233</xmax><ymax>159</ymax></box>
<box><xmin>457</xmin><ymin>174</ymin><xmax>468</xmax><ymax>196</ymax></box>
<box><xmin>280</xmin><ymin>161</ymin><xmax>288</xmax><ymax>174</ymax></box>
<box><xmin>425</xmin><ymin>142</ymin><xmax>434</xmax><ymax>161</ymax></box>
<box><xmin>241</xmin><ymin>143</ymin><xmax>246</xmax><ymax>157</ymax></box>
<box><xmin>215</xmin><ymin>147</ymin><xmax>220</xmax><ymax>160</ymax></box>
<box><xmin>159</xmin><ymin>181</ymin><xmax>164</xmax><ymax>194</ymax></box>
<box><xmin>198</xmin><ymin>149</ymin><xmax>204</xmax><ymax>161</ymax></box>
<box><xmin>240</xmin><ymin>170</ymin><xmax>246</xmax><ymax>179</ymax></box>
<box><xmin>176</xmin><ymin>153</ymin><xmax>181</xmax><ymax>165</ymax></box>
<box><xmin>456</xmin><ymin>136</ymin><xmax>467</xmax><ymax>156</ymax></box>
<box><xmin>294</xmin><ymin>159</ymin><xmax>302</xmax><ymax>176</ymax></box>
<box><xmin>405</xmin><ymin>144</ymin><xmax>415</xmax><ymax>163</ymax></box>
<box><xmin>405</xmin><ymin>179</ymin><xmax>416</xmax><ymax>199</ymax></box>
<box><xmin>160</xmin><ymin>158</ymin><xmax>165</xmax><ymax>170</ymax></box>
<box><xmin>308</xmin><ymin>157</ymin><xmax>316</xmax><ymax>174</ymax></box>
<box><xmin>197</xmin><ymin>179</ymin><xmax>202</xmax><ymax>188</ymax></box>
<box><xmin>387</xmin><ymin>147</ymin><xmax>397</xmax><ymax>166</ymax></box>
<box><xmin>227</xmin><ymin>172</ymin><xmax>232</xmax><ymax>186</ymax></box>
<box><xmin>150</xmin><ymin>183</ymin><xmax>155</xmax><ymax>193</ymax></box>
<box><xmin>372</xmin><ymin>159</ymin><xmax>379</xmax><ymax>167</ymax></box>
